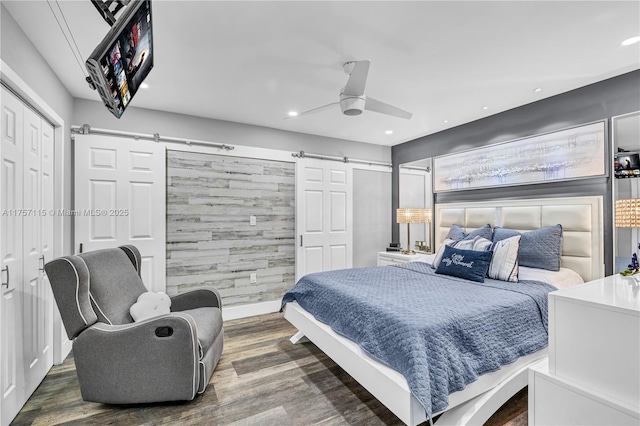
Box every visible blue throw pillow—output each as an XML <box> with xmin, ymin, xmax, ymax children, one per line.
<box><xmin>446</xmin><ymin>224</ymin><xmax>493</xmax><ymax>241</ymax></box>
<box><xmin>435</xmin><ymin>245</ymin><xmax>493</xmax><ymax>283</ymax></box>
<box><xmin>493</xmin><ymin>224</ymin><xmax>563</xmax><ymax>271</ymax></box>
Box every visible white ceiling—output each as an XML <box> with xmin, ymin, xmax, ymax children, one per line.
<box><xmin>4</xmin><ymin>1</ymin><xmax>640</xmax><ymax>146</ymax></box>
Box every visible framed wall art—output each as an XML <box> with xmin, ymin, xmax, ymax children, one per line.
<box><xmin>433</xmin><ymin>121</ymin><xmax>606</xmax><ymax>192</ymax></box>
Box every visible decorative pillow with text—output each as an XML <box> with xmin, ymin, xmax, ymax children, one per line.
<box><xmin>435</xmin><ymin>245</ymin><xmax>492</xmax><ymax>283</ymax></box>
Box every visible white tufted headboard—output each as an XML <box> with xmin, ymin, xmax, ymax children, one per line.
<box><xmin>434</xmin><ymin>196</ymin><xmax>604</xmax><ymax>282</ymax></box>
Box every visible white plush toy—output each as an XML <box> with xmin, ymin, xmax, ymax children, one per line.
<box><xmin>130</xmin><ymin>291</ymin><xmax>171</xmax><ymax>322</ymax></box>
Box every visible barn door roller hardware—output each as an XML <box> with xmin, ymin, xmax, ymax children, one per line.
<box><xmin>91</xmin><ymin>0</ymin><xmax>131</xmax><ymax>26</ymax></box>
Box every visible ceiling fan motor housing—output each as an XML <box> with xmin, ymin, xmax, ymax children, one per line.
<box><xmin>340</xmin><ymin>95</ymin><xmax>365</xmax><ymax>116</ymax></box>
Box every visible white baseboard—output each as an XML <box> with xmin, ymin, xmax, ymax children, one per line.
<box><xmin>222</xmin><ymin>300</ymin><xmax>282</xmax><ymax>321</ymax></box>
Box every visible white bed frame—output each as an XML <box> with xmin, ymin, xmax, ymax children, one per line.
<box><xmin>283</xmin><ymin>196</ymin><xmax>604</xmax><ymax>425</ymax></box>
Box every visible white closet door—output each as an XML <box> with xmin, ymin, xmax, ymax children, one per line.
<box><xmin>0</xmin><ymin>86</ymin><xmax>25</xmax><ymax>426</ymax></box>
<box><xmin>295</xmin><ymin>158</ymin><xmax>353</xmax><ymax>280</ymax></box>
<box><xmin>74</xmin><ymin>134</ymin><xmax>166</xmax><ymax>292</ymax></box>
<box><xmin>21</xmin><ymin>108</ymin><xmax>54</xmax><ymax>396</ymax></box>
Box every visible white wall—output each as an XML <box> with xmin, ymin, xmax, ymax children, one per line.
<box><xmin>73</xmin><ymin>98</ymin><xmax>391</xmax><ymax>162</ymax></box>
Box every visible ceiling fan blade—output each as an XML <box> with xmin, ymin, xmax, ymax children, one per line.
<box><xmin>343</xmin><ymin>60</ymin><xmax>371</xmax><ymax>97</ymax></box>
<box><xmin>283</xmin><ymin>102</ymin><xmax>339</xmax><ymax>120</ymax></box>
<box><xmin>365</xmin><ymin>96</ymin><xmax>412</xmax><ymax>120</ymax></box>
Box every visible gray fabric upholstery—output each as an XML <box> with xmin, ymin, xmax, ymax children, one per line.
<box><xmin>44</xmin><ymin>256</ymin><xmax>98</xmax><ymax>339</ymax></box>
<box><xmin>45</xmin><ymin>245</ymin><xmax>224</xmax><ymax>404</ymax></box>
<box><xmin>171</xmin><ymin>287</ymin><xmax>222</xmax><ymax>311</ymax></box>
<box><xmin>119</xmin><ymin>245</ymin><xmax>142</xmax><ymax>277</ymax></box>
<box><xmin>181</xmin><ymin>307</ymin><xmax>223</xmax><ymax>357</ymax></box>
<box><xmin>198</xmin><ymin>331</ymin><xmax>224</xmax><ymax>393</ymax></box>
<box><xmin>73</xmin><ymin>313</ymin><xmax>200</xmax><ymax>404</ymax></box>
<box><xmin>79</xmin><ymin>248</ymin><xmax>147</xmax><ymax>325</ymax></box>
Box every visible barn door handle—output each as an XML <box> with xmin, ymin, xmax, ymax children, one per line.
<box><xmin>1</xmin><ymin>266</ymin><xmax>9</xmax><ymax>288</ymax></box>
<box><xmin>39</xmin><ymin>256</ymin><xmax>45</xmax><ymax>272</ymax></box>
<box><xmin>300</xmin><ymin>235</ymin><xmax>303</xmax><ymax>247</ymax></box>
<box><xmin>79</xmin><ymin>243</ymin><xmax>83</xmax><ymax>254</ymax></box>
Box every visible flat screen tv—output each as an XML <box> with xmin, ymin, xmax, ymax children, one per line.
<box><xmin>614</xmin><ymin>153</ymin><xmax>640</xmax><ymax>178</ymax></box>
<box><xmin>85</xmin><ymin>0</ymin><xmax>153</xmax><ymax>118</ymax></box>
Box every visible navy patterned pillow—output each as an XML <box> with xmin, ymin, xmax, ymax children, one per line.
<box><xmin>493</xmin><ymin>224</ymin><xmax>563</xmax><ymax>271</ymax></box>
<box><xmin>446</xmin><ymin>224</ymin><xmax>493</xmax><ymax>241</ymax></box>
<box><xmin>435</xmin><ymin>245</ymin><xmax>493</xmax><ymax>283</ymax></box>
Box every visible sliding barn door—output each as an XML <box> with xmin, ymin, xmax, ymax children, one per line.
<box><xmin>295</xmin><ymin>158</ymin><xmax>353</xmax><ymax>281</ymax></box>
<box><xmin>74</xmin><ymin>134</ymin><xmax>166</xmax><ymax>292</ymax></box>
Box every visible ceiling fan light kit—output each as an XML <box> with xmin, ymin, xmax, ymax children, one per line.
<box><xmin>286</xmin><ymin>59</ymin><xmax>412</xmax><ymax>120</ymax></box>
<box><xmin>340</xmin><ymin>96</ymin><xmax>365</xmax><ymax>116</ymax></box>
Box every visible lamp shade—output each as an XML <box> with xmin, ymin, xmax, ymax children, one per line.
<box><xmin>615</xmin><ymin>199</ymin><xmax>640</xmax><ymax>228</ymax></box>
<box><xmin>397</xmin><ymin>208</ymin><xmax>432</xmax><ymax>224</ymax></box>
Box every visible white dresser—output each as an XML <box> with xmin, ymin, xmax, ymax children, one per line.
<box><xmin>529</xmin><ymin>274</ymin><xmax>640</xmax><ymax>425</ymax></box>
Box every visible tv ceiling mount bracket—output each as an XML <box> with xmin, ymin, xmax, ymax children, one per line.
<box><xmin>91</xmin><ymin>0</ymin><xmax>131</xmax><ymax>26</ymax></box>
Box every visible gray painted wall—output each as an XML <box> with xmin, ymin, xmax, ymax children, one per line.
<box><xmin>166</xmin><ymin>150</ymin><xmax>295</xmax><ymax>306</ymax></box>
<box><xmin>1</xmin><ymin>4</ymin><xmax>74</xmax><ymax>256</ymax></box>
<box><xmin>392</xmin><ymin>70</ymin><xmax>640</xmax><ymax>275</ymax></box>
<box><xmin>353</xmin><ymin>169</ymin><xmax>392</xmax><ymax>267</ymax></box>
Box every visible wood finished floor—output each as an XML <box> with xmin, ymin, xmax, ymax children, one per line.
<box><xmin>11</xmin><ymin>313</ymin><xmax>527</xmax><ymax>426</ymax></box>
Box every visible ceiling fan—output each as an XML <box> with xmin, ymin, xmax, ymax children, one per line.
<box><xmin>286</xmin><ymin>60</ymin><xmax>412</xmax><ymax>120</ymax></box>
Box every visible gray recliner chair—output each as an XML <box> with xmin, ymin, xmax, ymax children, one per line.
<box><xmin>44</xmin><ymin>245</ymin><xmax>223</xmax><ymax>404</ymax></box>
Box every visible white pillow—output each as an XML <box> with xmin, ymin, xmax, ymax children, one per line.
<box><xmin>130</xmin><ymin>291</ymin><xmax>171</xmax><ymax>322</ymax></box>
<box><xmin>488</xmin><ymin>235</ymin><xmax>521</xmax><ymax>283</ymax></box>
<box><xmin>432</xmin><ymin>236</ymin><xmax>492</xmax><ymax>269</ymax></box>
<box><xmin>432</xmin><ymin>238</ymin><xmax>456</xmax><ymax>269</ymax></box>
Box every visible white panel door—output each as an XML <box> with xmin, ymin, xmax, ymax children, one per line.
<box><xmin>0</xmin><ymin>86</ymin><xmax>25</xmax><ymax>426</ymax></box>
<box><xmin>74</xmin><ymin>134</ymin><xmax>166</xmax><ymax>292</ymax></box>
<box><xmin>21</xmin><ymin>108</ymin><xmax>54</xmax><ymax>397</ymax></box>
<box><xmin>295</xmin><ymin>158</ymin><xmax>353</xmax><ymax>280</ymax></box>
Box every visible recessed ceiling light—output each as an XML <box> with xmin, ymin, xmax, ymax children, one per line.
<box><xmin>288</xmin><ymin>111</ymin><xmax>298</xmax><ymax>117</ymax></box>
<box><xmin>443</xmin><ymin>120</ymin><xmax>449</xmax><ymax>123</ymax></box>
<box><xmin>621</xmin><ymin>36</ymin><xmax>640</xmax><ymax>46</ymax></box>
<box><xmin>385</xmin><ymin>130</ymin><xmax>393</xmax><ymax>135</ymax></box>
<box><xmin>534</xmin><ymin>87</ymin><xmax>542</xmax><ymax>92</ymax></box>
<box><xmin>140</xmin><ymin>83</ymin><xmax>149</xmax><ymax>89</ymax></box>
<box><xmin>482</xmin><ymin>106</ymin><xmax>489</xmax><ymax>110</ymax></box>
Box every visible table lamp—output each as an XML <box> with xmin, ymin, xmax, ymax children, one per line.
<box><xmin>615</xmin><ymin>198</ymin><xmax>640</xmax><ymax>275</ymax></box>
<box><xmin>396</xmin><ymin>208</ymin><xmax>432</xmax><ymax>255</ymax></box>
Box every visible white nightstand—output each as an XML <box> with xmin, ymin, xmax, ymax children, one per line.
<box><xmin>529</xmin><ymin>274</ymin><xmax>640</xmax><ymax>425</ymax></box>
<box><xmin>377</xmin><ymin>251</ymin><xmax>431</xmax><ymax>266</ymax></box>
<box><xmin>377</xmin><ymin>252</ymin><xmax>419</xmax><ymax>266</ymax></box>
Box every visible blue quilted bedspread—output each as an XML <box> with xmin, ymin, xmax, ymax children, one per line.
<box><xmin>281</xmin><ymin>261</ymin><xmax>557</xmax><ymax>418</ymax></box>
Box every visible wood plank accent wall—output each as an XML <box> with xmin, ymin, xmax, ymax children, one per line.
<box><xmin>166</xmin><ymin>150</ymin><xmax>295</xmax><ymax>306</ymax></box>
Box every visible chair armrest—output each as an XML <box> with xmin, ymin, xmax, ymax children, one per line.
<box><xmin>72</xmin><ymin>313</ymin><xmax>200</xmax><ymax>404</ymax></box>
<box><xmin>170</xmin><ymin>287</ymin><xmax>222</xmax><ymax>311</ymax></box>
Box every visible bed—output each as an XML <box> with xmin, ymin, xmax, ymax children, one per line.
<box><xmin>282</xmin><ymin>196</ymin><xmax>604</xmax><ymax>425</ymax></box>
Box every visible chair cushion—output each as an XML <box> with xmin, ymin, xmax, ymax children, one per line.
<box><xmin>181</xmin><ymin>307</ymin><xmax>223</xmax><ymax>357</ymax></box>
<box><xmin>79</xmin><ymin>248</ymin><xmax>147</xmax><ymax>325</ymax></box>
